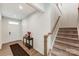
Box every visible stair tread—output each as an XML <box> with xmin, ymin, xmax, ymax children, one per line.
<box><xmin>58</xmin><ymin>30</ymin><xmax>77</xmax><ymax>32</ymax></box>
<box><xmin>54</xmin><ymin>44</ymin><xmax>79</xmax><ymax>55</ymax></box>
<box><xmin>55</xmin><ymin>40</ymin><xmax>79</xmax><ymax>48</ymax></box>
<box><xmin>56</xmin><ymin>36</ymin><xmax>78</xmax><ymax>40</ymax></box>
<box><xmin>58</xmin><ymin>31</ymin><xmax>77</xmax><ymax>34</ymax></box>
<box><xmin>52</xmin><ymin>48</ymin><xmax>71</xmax><ymax>56</ymax></box>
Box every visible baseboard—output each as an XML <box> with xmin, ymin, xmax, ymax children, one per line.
<box><xmin>2</xmin><ymin>40</ymin><xmax>22</xmax><ymax>45</ymax></box>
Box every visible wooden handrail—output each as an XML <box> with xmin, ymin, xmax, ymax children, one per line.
<box><xmin>44</xmin><ymin>16</ymin><xmax>60</xmax><ymax>56</ymax></box>
<box><xmin>52</xmin><ymin>16</ymin><xmax>60</xmax><ymax>33</ymax></box>
<box><xmin>56</xmin><ymin>3</ymin><xmax>62</xmax><ymax>15</ymax></box>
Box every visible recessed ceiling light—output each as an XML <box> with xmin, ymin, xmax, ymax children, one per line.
<box><xmin>19</xmin><ymin>5</ymin><xmax>23</xmax><ymax>10</ymax></box>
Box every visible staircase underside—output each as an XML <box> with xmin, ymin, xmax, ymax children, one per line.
<box><xmin>51</xmin><ymin>27</ymin><xmax>79</xmax><ymax>56</ymax></box>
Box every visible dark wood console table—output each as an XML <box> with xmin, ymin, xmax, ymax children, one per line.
<box><xmin>23</xmin><ymin>36</ymin><xmax>33</xmax><ymax>49</ymax></box>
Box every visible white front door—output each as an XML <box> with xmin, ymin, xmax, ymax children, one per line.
<box><xmin>2</xmin><ymin>19</ymin><xmax>22</xmax><ymax>43</ymax></box>
<box><xmin>8</xmin><ymin>23</ymin><xmax>21</xmax><ymax>42</ymax></box>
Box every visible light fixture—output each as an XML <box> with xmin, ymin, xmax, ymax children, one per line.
<box><xmin>19</xmin><ymin>5</ymin><xmax>23</xmax><ymax>10</ymax></box>
<box><xmin>8</xmin><ymin>21</ymin><xmax>19</xmax><ymax>25</ymax></box>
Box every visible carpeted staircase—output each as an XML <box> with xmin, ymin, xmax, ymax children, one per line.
<box><xmin>51</xmin><ymin>28</ymin><xmax>79</xmax><ymax>56</ymax></box>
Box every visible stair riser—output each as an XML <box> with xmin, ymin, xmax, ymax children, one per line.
<box><xmin>59</xmin><ymin>28</ymin><xmax>77</xmax><ymax>31</ymax></box>
<box><xmin>57</xmin><ymin>34</ymin><xmax>78</xmax><ymax>38</ymax></box>
<box><xmin>58</xmin><ymin>31</ymin><xmax>77</xmax><ymax>34</ymax></box>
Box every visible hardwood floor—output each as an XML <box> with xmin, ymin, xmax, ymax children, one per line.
<box><xmin>0</xmin><ymin>40</ymin><xmax>43</xmax><ymax>56</ymax></box>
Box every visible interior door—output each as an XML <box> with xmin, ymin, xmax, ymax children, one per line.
<box><xmin>8</xmin><ymin>22</ymin><xmax>21</xmax><ymax>42</ymax></box>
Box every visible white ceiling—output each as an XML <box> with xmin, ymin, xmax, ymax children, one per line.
<box><xmin>1</xmin><ymin>3</ymin><xmax>37</xmax><ymax>20</ymax></box>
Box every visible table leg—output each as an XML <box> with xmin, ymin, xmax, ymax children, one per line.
<box><xmin>29</xmin><ymin>39</ymin><xmax>30</xmax><ymax>49</ymax></box>
<box><xmin>32</xmin><ymin>40</ymin><xmax>33</xmax><ymax>48</ymax></box>
<box><xmin>26</xmin><ymin>39</ymin><xmax>27</xmax><ymax>44</ymax></box>
<box><xmin>23</xmin><ymin>37</ymin><xmax>24</xmax><ymax>44</ymax></box>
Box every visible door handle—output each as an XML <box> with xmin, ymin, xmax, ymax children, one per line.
<box><xmin>9</xmin><ymin>32</ymin><xmax>11</xmax><ymax>35</ymax></box>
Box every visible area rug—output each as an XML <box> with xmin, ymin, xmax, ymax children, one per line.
<box><xmin>10</xmin><ymin>43</ymin><xmax>30</xmax><ymax>56</ymax></box>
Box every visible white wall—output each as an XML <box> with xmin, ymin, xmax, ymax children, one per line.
<box><xmin>22</xmin><ymin>11</ymin><xmax>51</xmax><ymax>54</ymax></box>
<box><xmin>51</xmin><ymin>4</ymin><xmax>60</xmax><ymax>31</ymax></box>
<box><xmin>2</xmin><ymin>17</ymin><xmax>22</xmax><ymax>44</ymax></box>
<box><xmin>77</xmin><ymin>6</ymin><xmax>79</xmax><ymax>37</ymax></box>
<box><xmin>22</xmin><ymin>4</ymin><xmax>61</xmax><ymax>55</ymax></box>
<box><xmin>59</xmin><ymin>3</ymin><xmax>78</xmax><ymax>27</ymax></box>
<box><xmin>0</xmin><ymin>14</ymin><xmax>2</xmax><ymax>49</ymax></box>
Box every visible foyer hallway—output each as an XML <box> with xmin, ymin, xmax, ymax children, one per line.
<box><xmin>0</xmin><ymin>40</ymin><xmax>42</xmax><ymax>56</ymax></box>
<box><xmin>0</xmin><ymin>3</ymin><xmax>79</xmax><ymax>56</ymax></box>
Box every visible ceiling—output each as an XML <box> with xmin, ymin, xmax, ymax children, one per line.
<box><xmin>1</xmin><ymin>3</ymin><xmax>37</xmax><ymax>20</ymax></box>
